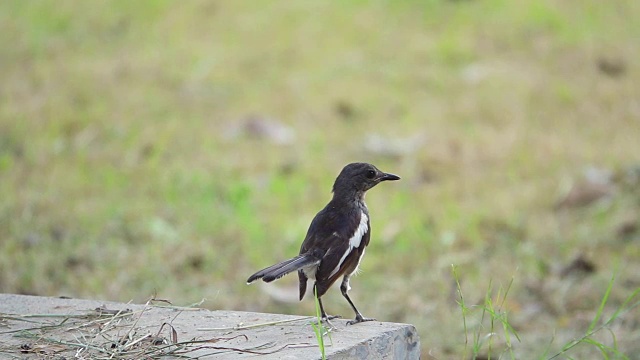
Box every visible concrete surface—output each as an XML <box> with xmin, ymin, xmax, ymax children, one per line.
<box><xmin>0</xmin><ymin>294</ymin><xmax>420</xmax><ymax>359</ymax></box>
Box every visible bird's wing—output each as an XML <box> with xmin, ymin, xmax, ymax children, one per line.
<box><xmin>301</xmin><ymin>207</ymin><xmax>370</xmax><ymax>285</ymax></box>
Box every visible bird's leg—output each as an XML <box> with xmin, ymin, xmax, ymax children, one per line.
<box><xmin>340</xmin><ymin>276</ymin><xmax>375</xmax><ymax>325</ymax></box>
<box><xmin>316</xmin><ymin>296</ymin><xmax>341</xmax><ymax>329</ymax></box>
<box><xmin>317</xmin><ymin>296</ymin><xmax>341</xmax><ymax>321</ymax></box>
<box><xmin>314</xmin><ymin>284</ymin><xmax>341</xmax><ymax>326</ymax></box>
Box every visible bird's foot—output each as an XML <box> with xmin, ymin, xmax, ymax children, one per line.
<box><xmin>346</xmin><ymin>314</ymin><xmax>375</xmax><ymax>325</ymax></box>
<box><xmin>320</xmin><ymin>314</ymin><xmax>341</xmax><ymax>330</ymax></box>
<box><xmin>323</xmin><ymin>314</ymin><xmax>341</xmax><ymax>321</ymax></box>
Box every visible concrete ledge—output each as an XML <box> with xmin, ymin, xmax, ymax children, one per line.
<box><xmin>0</xmin><ymin>294</ymin><xmax>420</xmax><ymax>359</ymax></box>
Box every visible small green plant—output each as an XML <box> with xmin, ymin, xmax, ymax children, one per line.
<box><xmin>453</xmin><ymin>265</ymin><xmax>521</xmax><ymax>360</ymax></box>
<box><xmin>311</xmin><ymin>286</ymin><xmax>331</xmax><ymax>360</ymax></box>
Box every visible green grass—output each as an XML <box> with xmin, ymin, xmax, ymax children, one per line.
<box><xmin>546</xmin><ymin>274</ymin><xmax>640</xmax><ymax>360</ymax></box>
<box><xmin>311</xmin><ymin>287</ymin><xmax>331</xmax><ymax>360</ymax></box>
<box><xmin>1</xmin><ymin>0</ymin><xmax>640</xmax><ymax>357</ymax></box>
<box><xmin>461</xmin><ymin>275</ymin><xmax>520</xmax><ymax>359</ymax></box>
<box><xmin>454</xmin><ymin>267</ymin><xmax>640</xmax><ymax>359</ymax></box>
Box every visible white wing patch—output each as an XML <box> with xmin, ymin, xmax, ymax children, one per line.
<box><xmin>328</xmin><ymin>212</ymin><xmax>368</xmax><ymax>278</ymax></box>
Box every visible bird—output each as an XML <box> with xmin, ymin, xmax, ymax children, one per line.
<box><xmin>247</xmin><ymin>162</ymin><xmax>400</xmax><ymax>325</ymax></box>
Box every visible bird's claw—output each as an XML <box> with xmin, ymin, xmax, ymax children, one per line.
<box><xmin>318</xmin><ymin>314</ymin><xmax>341</xmax><ymax>330</ymax></box>
<box><xmin>346</xmin><ymin>316</ymin><xmax>375</xmax><ymax>325</ymax></box>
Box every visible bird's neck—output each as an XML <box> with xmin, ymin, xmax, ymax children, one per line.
<box><xmin>331</xmin><ymin>188</ymin><xmax>367</xmax><ymax>209</ymax></box>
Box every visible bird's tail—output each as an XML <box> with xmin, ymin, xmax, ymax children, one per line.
<box><xmin>247</xmin><ymin>254</ymin><xmax>320</xmax><ymax>284</ymax></box>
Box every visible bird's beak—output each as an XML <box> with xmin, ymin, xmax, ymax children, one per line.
<box><xmin>380</xmin><ymin>172</ymin><xmax>401</xmax><ymax>181</ymax></box>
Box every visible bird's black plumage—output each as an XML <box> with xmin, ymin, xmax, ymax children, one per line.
<box><xmin>247</xmin><ymin>162</ymin><xmax>400</xmax><ymax>325</ymax></box>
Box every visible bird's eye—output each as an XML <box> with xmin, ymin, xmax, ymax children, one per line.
<box><xmin>366</xmin><ymin>169</ymin><xmax>376</xmax><ymax>179</ymax></box>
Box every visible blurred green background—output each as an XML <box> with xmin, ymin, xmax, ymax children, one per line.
<box><xmin>1</xmin><ymin>0</ymin><xmax>639</xmax><ymax>358</ymax></box>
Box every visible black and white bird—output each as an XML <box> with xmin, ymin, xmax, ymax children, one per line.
<box><xmin>247</xmin><ymin>162</ymin><xmax>400</xmax><ymax>325</ymax></box>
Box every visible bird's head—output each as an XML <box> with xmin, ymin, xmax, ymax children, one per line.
<box><xmin>332</xmin><ymin>162</ymin><xmax>400</xmax><ymax>196</ymax></box>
